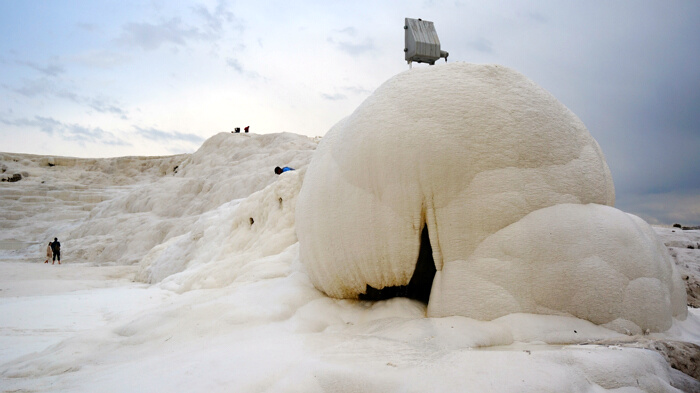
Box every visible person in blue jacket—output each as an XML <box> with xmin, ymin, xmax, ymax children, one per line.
<box><xmin>274</xmin><ymin>166</ymin><xmax>294</xmax><ymax>175</ymax></box>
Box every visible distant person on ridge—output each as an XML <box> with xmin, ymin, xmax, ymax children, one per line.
<box><xmin>45</xmin><ymin>241</ymin><xmax>52</xmax><ymax>264</ymax></box>
<box><xmin>244</xmin><ymin>126</ymin><xmax>250</xmax><ymax>133</ymax></box>
<box><xmin>51</xmin><ymin>237</ymin><xmax>61</xmax><ymax>265</ymax></box>
<box><xmin>275</xmin><ymin>166</ymin><xmax>295</xmax><ymax>175</ymax></box>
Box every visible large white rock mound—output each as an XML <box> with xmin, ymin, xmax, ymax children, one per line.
<box><xmin>296</xmin><ymin>63</ymin><xmax>686</xmax><ymax>332</ymax></box>
<box><xmin>428</xmin><ymin>203</ymin><xmax>687</xmax><ymax>333</ymax></box>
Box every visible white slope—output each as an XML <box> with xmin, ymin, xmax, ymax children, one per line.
<box><xmin>296</xmin><ymin>63</ymin><xmax>686</xmax><ymax>333</ymax></box>
<box><xmin>0</xmin><ymin>132</ymin><xmax>317</xmax><ymax>268</ymax></box>
<box><xmin>0</xmin><ymin>152</ymin><xmax>185</xmax><ymax>258</ymax></box>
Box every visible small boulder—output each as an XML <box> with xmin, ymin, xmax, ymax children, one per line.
<box><xmin>6</xmin><ymin>173</ymin><xmax>22</xmax><ymax>182</ymax></box>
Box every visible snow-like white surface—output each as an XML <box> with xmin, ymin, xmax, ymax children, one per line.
<box><xmin>1</xmin><ymin>86</ymin><xmax>699</xmax><ymax>391</ymax></box>
<box><xmin>296</xmin><ymin>63</ymin><xmax>685</xmax><ymax>333</ymax></box>
<box><xmin>2</xmin><ymin>257</ymin><xmax>699</xmax><ymax>392</ymax></box>
<box><xmin>430</xmin><ymin>203</ymin><xmax>687</xmax><ymax>333</ymax></box>
<box><xmin>0</xmin><ymin>132</ymin><xmax>316</xmax><ymax>268</ymax></box>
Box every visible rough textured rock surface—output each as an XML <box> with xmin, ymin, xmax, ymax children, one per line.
<box><xmin>296</xmin><ymin>63</ymin><xmax>687</xmax><ymax>333</ymax></box>
<box><xmin>588</xmin><ymin>338</ymin><xmax>700</xmax><ymax>391</ymax></box>
<box><xmin>655</xmin><ymin>227</ymin><xmax>700</xmax><ymax>308</ymax></box>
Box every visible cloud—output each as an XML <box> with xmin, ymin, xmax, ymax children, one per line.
<box><xmin>321</xmin><ymin>93</ymin><xmax>347</xmax><ymax>101</ymax></box>
<box><xmin>1</xmin><ymin>116</ymin><xmax>61</xmax><ymax>134</ymax></box>
<box><xmin>193</xmin><ymin>5</ymin><xmax>224</xmax><ymax>33</ymax></box>
<box><xmin>15</xmin><ymin>59</ymin><xmax>65</xmax><ymax>77</ymax></box>
<box><xmin>225</xmin><ymin>57</ymin><xmax>260</xmax><ymax>79</ymax></box>
<box><xmin>117</xmin><ymin>1</ymin><xmax>243</xmax><ymax>52</ymax></box>
<box><xmin>117</xmin><ymin>18</ymin><xmax>206</xmax><ymax>51</ymax></box>
<box><xmin>336</xmin><ymin>27</ymin><xmax>357</xmax><ymax>36</ymax></box>
<box><xmin>341</xmin><ymin>85</ymin><xmax>372</xmax><ymax>95</ymax></box>
<box><xmin>134</xmin><ymin>126</ymin><xmax>204</xmax><ymax>144</ymax></box>
<box><xmin>1</xmin><ymin>117</ymin><xmax>201</xmax><ymax>151</ymax></box>
<box><xmin>3</xmin><ymin>78</ymin><xmax>129</xmax><ymax>120</ymax></box>
<box><xmin>329</xmin><ymin>37</ymin><xmax>375</xmax><ymax>56</ymax></box>
<box><xmin>61</xmin><ymin>123</ymin><xmax>128</xmax><ymax>145</ymax></box>
<box><xmin>86</xmin><ymin>98</ymin><xmax>129</xmax><ymax>119</ymax></box>
<box><xmin>328</xmin><ymin>27</ymin><xmax>375</xmax><ymax>56</ymax></box>
<box><xmin>0</xmin><ymin>116</ymin><xmax>130</xmax><ymax>146</ymax></box>
<box><xmin>69</xmin><ymin>50</ymin><xmax>132</xmax><ymax>69</ymax></box>
<box><xmin>4</xmin><ymin>78</ymin><xmax>53</xmax><ymax>97</ymax></box>
<box><xmin>76</xmin><ymin>22</ymin><xmax>100</xmax><ymax>32</ymax></box>
<box><xmin>588</xmin><ymin>68</ymin><xmax>700</xmax><ymax>200</ymax></box>
<box><xmin>192</xmin><ymin>0</ymin><xmax>242</xmax><ymax>35</ymax></box>
<box><xmin>226</xmin><ymin>57</ymin><xmax>243</xmax><ymax>73</ymax></box>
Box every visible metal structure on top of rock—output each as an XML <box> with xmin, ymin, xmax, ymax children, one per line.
<box><xmin>404</xmin><ymin>18</ymin><xmax>448</xmax><ymax>67</ymax></box>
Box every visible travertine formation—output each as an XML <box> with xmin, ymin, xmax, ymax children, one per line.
<box><xmin>296</xmin><ymin>63</ymin><xmax>687</xmax><ymax>332</ymax></box>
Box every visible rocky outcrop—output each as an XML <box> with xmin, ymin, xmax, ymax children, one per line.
<box><xmin>297</xmin><ymin>63</ymin><xmax>687</xmax><ymax>333</ymax></box>
<box><xmin>2</xmin><ymin>173</ymin><xmax>22</xmax><ymax>182</ymax></box>
<box><xmin>655</xmin><ymin>227</ymin><xmax>700</xmax><ymax>308</ymax></box>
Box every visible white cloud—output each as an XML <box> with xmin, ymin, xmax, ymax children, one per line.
<box><xmin>117</xmin><ymin>18</ymin><xmax>206</xmax><ymax>51</ymax></box>
<box><xmin>320</xmin><ymin>93</ymin><xmax>346</xmax><ymax>101</ymax></box>
<box><xmin>328</xmin><ymin>37</ymin><xmax>375</xmax><ymax>56</ymax></box>
<box><xmin>1</xmin><ymin>116</ymin><xmax>130</xmax><ymax>146</ymax></box>
<box><xmin>134</xmin><ymin>126</ymin><xmax>204</xmax><ymax>144</ymax></box>
<box><xmin>69</xmin><ymin>50</ymin><xmax>132</xmax><ymax>69</ymax></box>
<box><xmin>15</xmin><ymin>59</ymin><xmax>65</xmax><ymax>77</ymax></box>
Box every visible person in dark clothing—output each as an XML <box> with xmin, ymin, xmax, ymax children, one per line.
<box><xmin>274</xmin><ymin>166</ymin><xmax>295</xmax><ymax>175</ymax></box>
<box><xmin>51</xmin><ymin>237</ymin><xmax>61</xmax><ymax>265</ymax></box>
<box><xmin>244</xmin><ymin>126</ymin><xmax>250</xmax><ymax>133</ymax></box>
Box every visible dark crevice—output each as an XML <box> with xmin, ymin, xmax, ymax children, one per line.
<box><xmin>359</xmin><ymin>225</ymin><xmax>436</xmax><ymax>304</ymax></box>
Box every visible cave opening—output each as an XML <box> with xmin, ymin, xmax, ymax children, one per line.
<box><xmin>359</xmin><ymin>225</ymin><xmax>436</xmax><ymax>304</ymax></box>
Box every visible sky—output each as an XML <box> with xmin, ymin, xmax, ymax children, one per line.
<box><xmin>1</xmin><ymin>0</ymin><xmax>699</xmax><ymax>225</ymax></box>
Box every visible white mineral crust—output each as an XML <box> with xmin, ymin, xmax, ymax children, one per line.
<box><xmin>296</xmin><ymin>63</ymin><xmax>686</xmax><ymax>332</ymax></box>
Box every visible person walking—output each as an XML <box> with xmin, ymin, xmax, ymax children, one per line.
<box><xmin>45</xmin><ymin>242</ymin><xmax>52</xmax><ymax>263</ymax></box>
<box><xmin>51</xmin><ymin>237</ymin><xmax>61</xmax><ymax>265</ymax></box>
